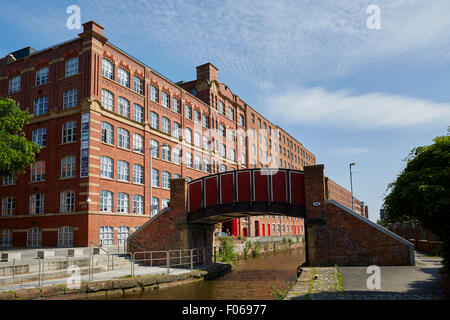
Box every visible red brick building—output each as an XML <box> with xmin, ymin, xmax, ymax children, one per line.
<box><xmin>0</xmin><ymin>21</ymin><xmax>358</xmax><ymax>248</ymax></box>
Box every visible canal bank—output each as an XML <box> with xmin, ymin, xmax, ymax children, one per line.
<box><xmin>0</xmin><ymin>263</ymin><xmax>233</xmax><ymax>300</ymax></box>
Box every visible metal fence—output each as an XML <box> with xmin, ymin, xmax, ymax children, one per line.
<box><xmin>0</xmin><ymin>245</ymin><xmax>214</xmax><ymax>288</ymax></box>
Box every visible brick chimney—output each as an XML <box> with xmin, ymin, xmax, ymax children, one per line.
<box><xmin>196</xmin><ymin>63</ymin><xmax>218</xmax><ymax>82</ymax></box>
<box><xmin>78</xmin><ymin>21</ymin><xmax>107</xmax><ymax>42</ymax></box>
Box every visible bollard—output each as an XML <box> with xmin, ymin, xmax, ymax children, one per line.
<box><xmin>166</xmin><ymin>251</ymin><xmax>170</xmax><ymax>275</ymax></box>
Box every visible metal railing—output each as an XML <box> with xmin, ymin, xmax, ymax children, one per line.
<box><xmin>0</xmin><ymin>246</ymin><xmax>214</xmax><ymax>289</ymax></box>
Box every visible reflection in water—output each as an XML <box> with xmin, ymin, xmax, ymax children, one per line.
<box><xmin>116</xmin><ymin>248</ymin><xmax>305</xmax><ymax>300</ymax></box>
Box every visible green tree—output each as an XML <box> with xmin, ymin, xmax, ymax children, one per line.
<box><xmin>0</xmin><ymin>98</ymin><xmax>40</xmax><ymax>178</ymax></box>
<box><xmin>383</xmin><ymin>135</ymin><xmax>450</xmax><ymax>274</ymax></box>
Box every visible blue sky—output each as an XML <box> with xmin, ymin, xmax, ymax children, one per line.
<box><xmin>1</xmin><ymin>0</ymin><xmax>449</xmax><ymax>221</ymax></box>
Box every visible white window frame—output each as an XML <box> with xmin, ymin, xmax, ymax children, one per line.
<box><xmin>102</xmin><ymin>59</ymin><xmax>114</xmax><ymax>80</ymax></box>
<box><xmin>60</xmin><ymin>190</ymin><xmax>75</xmax><ymax>213</ymax></box>
<box><xmin>100</xmin><ymin>156</ymin><xmax>114</xmax><ymax>179</ymax></box>
<box><xmin>58</xmin><ymin>226</ymin><xmax>73</xmax><ymax>247</ymax></box>
<box><xmin>100</xmin><ymin>190</ymin><xmax>113</xmax><ymax>212</ymax></box>
<box><xmin>8</xmin><ymin>75</ymin><xmax>20</xmax><ymax>93</ymax></box>
<box><xmin>132</xmin><ymin>195</ymin><xmax>144</xmax><ymax>214</ymax></box>
<box><xmin>32</xmin><ymin>127</ymin><xmax>47</xmax><ymax>147</ymax></box>
<box><xmin>101</xmin><ymin>89</ymin><xmax>114</xmax><ymax>111</ymax></box>
<box><xmin>62</xmin><ymin>121</ymin><xmax>77</xmax><ymax>144</ymax></box>
<box><xmin>1</xmin><ymin>197</ymin><xmax>15</xmax><ymax>216</ymax></box>
<box><xmin>65</xmin><ymin>57</ymin><xmax>79</xmax><ymax>77</ymax></box>
<box><xmin>117</xmin><ymin>128</ymin><xmax>130</xmax><ymax>149</ymax></box>
<box><xmin>117</xmin><ymin>160</ymin><xmax>130</xmax><ymax>182</ymax></box>
<box><xmin>29</xmin><ymin>194</ymin><xmax>44</xmax><ymax>215</ymax></box>
<box><xmin>34</xmin><ymin>96</ymin><xmax>48</xmax><ymax>116</ymax></box>
<box><xmin>117</xmin><ymin>193</ymin><xmax>129</xmax><ymax>213</ymax></box>
<box><xmin>61</xmin><ymin>155</ymin><xmax>76</xmax><ymax>178</ymax></box>
<box><xmin>36</xmin><ymin>67</ymin><xmax>49</xmax><ymax>86</ymax></box>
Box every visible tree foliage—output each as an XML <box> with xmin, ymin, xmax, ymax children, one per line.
<box><xmin>0</xmin><ymin>98</ymin><xmax>40</xmax><ymax>178</ymax></box>
<box><xmin>383</xmin><ymin>134</ymin><xmax>450</xmax><ymax>273</ymax></box>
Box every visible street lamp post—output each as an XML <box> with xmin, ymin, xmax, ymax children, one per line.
<box><xmin>349</xmin><ymin>162</ymin><xmax>355</xmax><ymax>211</ymax></box>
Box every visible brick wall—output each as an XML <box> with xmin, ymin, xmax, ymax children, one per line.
<box><xmin>304</xmin><ymin>165</ymin><xmax>414</xmax><ymax>266</ymax></box>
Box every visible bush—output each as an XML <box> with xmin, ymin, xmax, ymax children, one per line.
<box><xmin>219</xmin><ymin>237</ymin><xmax>236</xmax><ymax>262</ymax></box>
<box><xmin>252</xmin><ymin>241</ymin><xmax>261</xmax><ymax>257</ymax></box>
<box><xmin>243</xmin><ymin>241</ymin><xmax>252</xmax><ymax>258</ymax></box>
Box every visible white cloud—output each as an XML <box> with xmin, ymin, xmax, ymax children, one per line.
<box><xmin>264</xmin><ymin>87</ymin><xmax>450</xmax><ymax>130</ymax></box>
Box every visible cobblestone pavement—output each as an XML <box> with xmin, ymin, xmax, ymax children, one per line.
<box><xmin>285</xmin><ymin>252</ymin><xmax>446</xmax><ymax>300</ymax></box>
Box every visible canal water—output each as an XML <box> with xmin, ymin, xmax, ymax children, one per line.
<box><xmin>117</xmin><ymin>247</ymin><xmax>305</xmax><ymax>300</ymax></box>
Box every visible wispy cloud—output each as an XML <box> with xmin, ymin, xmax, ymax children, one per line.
<box><xmin>2</xmin><ymin>0</ymin><xmax>450</xmax><ymax>85</ymax></box>
<box><xmin>264</xmin><ymin>87</ymin><xmax>450</xmax><ymax>130</ymax></box>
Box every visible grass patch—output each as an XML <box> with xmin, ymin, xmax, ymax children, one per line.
<box><xmin>271</xmin><ymin>281</ymin><xmax>294</xmax><ymax>300</ymax></box>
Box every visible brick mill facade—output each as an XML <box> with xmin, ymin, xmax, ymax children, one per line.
<box><xmin>0</xmin><ymin>21</ymin><xmax>363</xmax><ymax>249</ymax></box>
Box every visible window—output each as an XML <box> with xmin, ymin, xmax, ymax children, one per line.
<box><xmin>63</xmin><ymin>88</ymin><xmax>78</xmax><ymax>109</ymax></box>
<box><xmin>99</xmin><ymin>226</ymin><xmax>114</xmax><ymax>245</ymax></box>
<box><xmin>161</xmin><ymin>117</ymin><xmax>170</xmax><ymax>134</ymax></box>
<box><xmin>185</xmin><ymin>104</ymin><xmax>192</xmax><ymax>120</ymax></box>
<box><xmin>1</xmin><ymin>197</ymin><xmax>15</xmax><ymax>216</ymax></box>
<box><xmin>239</xmin><ymin>114</ymin><xmax>244</xmax><ymax>126</ymax></box>
<box><xmin>133</xmin><ymin>195</ymin><xmax>144</xmax><ymax>214</ymax></box>
<box><xmin>133</xmin><ymin>104</ymin><xmax>144</xmax><ymax>123</ymax></box>
<box><xmin>62</xmin><ymin>121</ymin><xmax>77</xmax><ymax>143</ymax></box>
<box><xmin>100</xmin><ymin>191</ymin><xmax>113</xmax><ymax>212</ymax></box>
<box><xmin>151</xmin><ymin>168</ymin><xmax>159</xmax><ymax>187</ymax></box>
<box><xmin>101</xmin><ymin>89</ymin><xmax>114</xmax><ymax>111</ymax></box>
<box><xmin>29</xmin><ymin>194</ymin><xmax>44</xmax><ymax>215</ymax></box>
<box><xmin>203</xmin><ymin>158</ymin><xmax>210</xmax><ymax>173</ymax></box>
<box><xmin>219</xmin><ymin>101</ymin><xmax>225</xmax><ymax>115</ymax></box>
<box><xmin>151</xmin><ymin>197</ymin><xmax>159</xmax><ymax>216</ymax></box>
<box><xmin>0</xmin><ymin>229</ymin><xmax>12</xmax><ymax>248</ymax></box>
<box><xmin>161</xmin><ymin>92</ymin><xmax>169</xmax><ymax>108</ymax></box>
<box><xmin>172</xmin><ymin>147</ymin><xmax>181</xmax><ymax>165</ymax></box>
<box><xmin>117</xmin><ymin>193</ymin><xmax>129</xmax><ymax>213</ymax></box>
<box><xmin>185</xmin><ymin>177</ymin><xmax>192</xmax><ymax>182</ymax></box>
<box><xmin>65</xmin><ymin>57</ymin><xmax>78</xmax><ymax>77</ymax></box>
<box><xmin>150</xmin><ymin>139</ymin><xmax>159</xmax><ymax>157</ymax></box>
<box><xmin>172</xmin><ymin>98</ymin><xmax>181</xmax><ymax>113</ymax></box>
<box><xmin>8</xmin><ymin>75</ymin><xmax>20</xmax><ymax>93</ymax></box>
<box><xmin>118</xmin><ymin>68</ymin><xmax>129</xmax><ymax>87</ymax></box>
<box><xmin>32</xmin><ymin>128</ymin><xmax>47</xmax><ymax>147</ymax></box>
<box><xmin>116</xmin><ymin>97</ymin><xmax>130</xmax><ymax>118</ymax></box>
<box><xmin>117</xmin><ymin>128</ymin><xmax>130</xmax><ymax>149</ymax></box>
<box><xmin>27</xmin><ymin>228</ymin><xmax>42</xmax><ymax>248</ymax></box>
<box><xmin>117</xmin><ymin>160</ymin><xmax>130</xmax><ymax>181</ymax></box>
<box><xmin>61</xmin><ymin>156</ymin><xmax>76</xmax><ymax>178</ymax></box>
<box><xmin>220</xmin><ymin>144</ymin><xmax>226</xmax><ymax>158</ymax></box>
<box><xmin>133</xmin><ymin>164</ymin><xmax>144</xmax><ymax>184</ymax></box>
<box><xmin>2</xmin><ymin>175</ymin><xmax>16</xmax><ymax>186</ymax></box>
<box><xmin>101</xmin><ymin>122</ymin><xmax>114</xmax><ymax>144</ymax></box>
<box><xmin>58</xmin><ymin>227</ymin><xmax>73</xmax><ymax>247</ymax></box>
<box><xmin>219</xmin><ymin>124</ymin><xmax>225</xmax><ymax>137</ymax></box>
<box><xmin>150</xmin><ymin>85</ymin><xmax>159</xmax><ymax>102</ymax></box>
<box><xmin>36</xmin><ymin>66</ymin><xmax>49</xmax><ymax>85</ymax></box>
<box><xmin>172</xmin><ymin>122</ymin><xmax>181</xmax><ymax>139</ymax></box>
<box><xmin>133</xmin><ymin>76</ymin><xmax>143</xmax><ymax>94</ymax></box>
<box><xmin>102</xmin><ymin>59</ymin><xmax>114</xmax><ymax>80</ymax></box>
<box><xmin>162</xmin><ymin>171</ymin><xmax>171</xmax><ymax>189</ymax></box>
<box><xmin>173</xmin><ymin>173</ymin><xmax>181</xmax><ymax>179</ymax></box>
<box><xmin>150</xmin><ymin>111</ymin><xmax>159</xmax><ymax>129</ymax></box>
<box><xmin>100</xmin><ymin>156</ymin><xmax>113</xmax><ymax>179</ymax></box>
<box><xmin>194</xmin><ymin>110</ymin><xmax>201</xmax><ymax>124</ymax></box>
<box><xmin>118</xmin><ymin>226</ymin><xmax>130</xmax><ymax>245</ymax></box>
<box><xmin>185</xmin><ymin>128</ymin><xmax>192</xmax><ymax>144</ymax></box>
<box><xmin>194</xmin><ymin>155</ymin><xmax>202</xmax><ymax>171</ymax></box>
<box><xmin>228</xmin><ymin>148</ymin><xmax>235</xmax><ymax>161</ymax></box>
<box><xmin>34</xmin><ymin>96</ymin><xmax>48</xmax><ymax>116</ymax></box>
<box><xmin>133</xmin><ymin>133</ymin><xmax>144</xmax><ymax>153</ymax></box>
<box><xmin>60</xmin><ymin>190</ymin><xmax>75</xmax><ymax>213</ymax></box>
<box><xmin>202</xmin><ymin>114</ymin><xmax>209</xmax><ymax>128</ymax></box>
<box><xmin>194</xmin><ymin>131</ymin><xmax>201</xmax><ymax>147</ymax></box>
<box><xmin>220</xmin><ymin>164</ymin><xmax>226</xmax><ymax>172</ymax></box>
<box><xmin>30</xmin><ymin>161</ymin><xmax>45</xmax><ymax>182</ymax></box>
<box><xmin>162</xmin><ymin>198</ymin><xmax>170</xmax><ymax>209</ymax></box>
<box><xmin>203</xmin><ymin>136</ymin><xmax>210</xmax><ymax>150</ymax></box>
<box><xmin>227</xmin><ymin>107</ymin><xmax>234</xmax><ymax>121</ymax></box>
<box><xmin>185</xmin><ymin>152</ymin><xmax>193</xmax><ymax>168</ymax></box>
<box><xmin>161</xmin><ymin>144</ymin><xmax>171</xmax><ymax>161</ymax></box>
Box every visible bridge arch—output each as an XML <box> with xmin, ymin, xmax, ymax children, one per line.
<box><xmin>187</xmin><ymin>168</ymin><xmax>306</xmax><ymax>225</ymax></box>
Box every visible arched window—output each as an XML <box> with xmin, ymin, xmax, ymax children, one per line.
<box><xmin>161</xmin><ymin>144</ymin><xmax>171</xmax><ymax>161</ymax></box>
